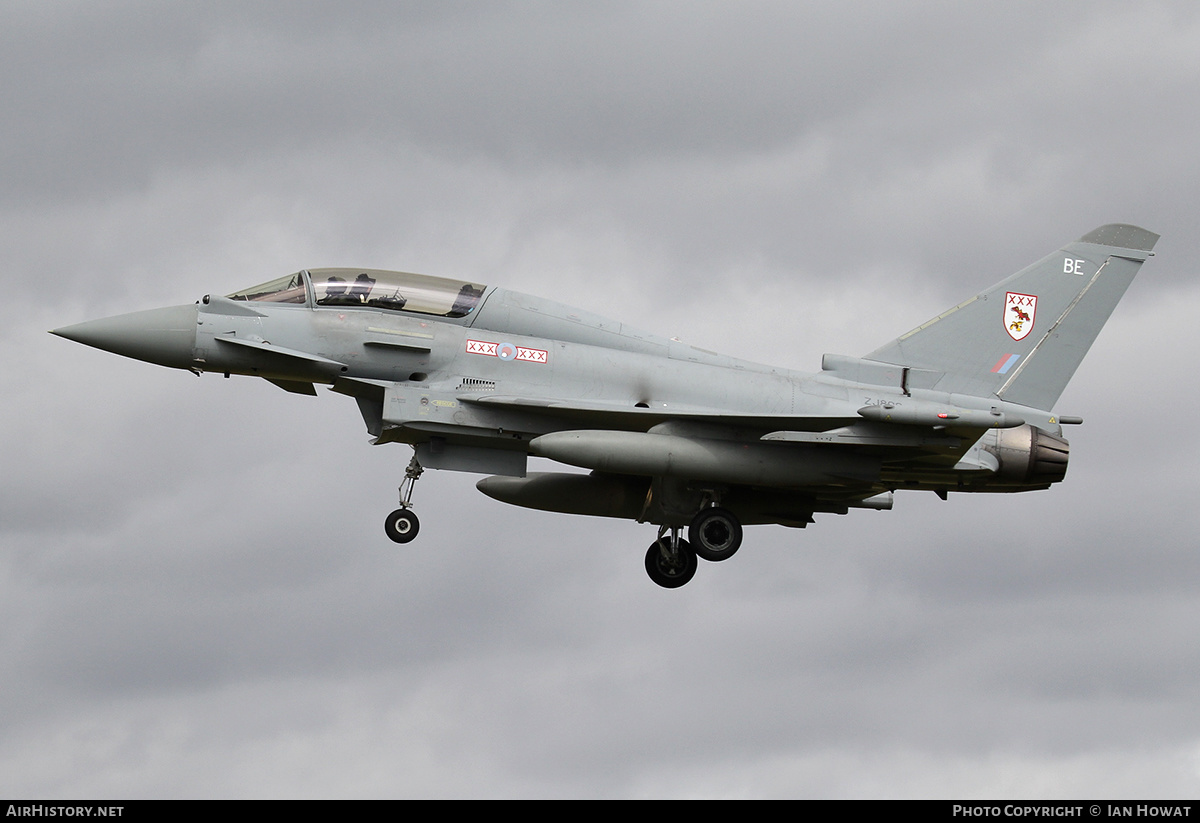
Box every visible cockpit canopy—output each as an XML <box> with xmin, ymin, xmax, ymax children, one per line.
<box><xmin>227</xmin><ymin>272</ymin><xmax>307</xmax><ymax>304</ymax></box>
<box><xmin>227</xmin><ymin>269</ymin><xmax>488</xmax><ymax>318</ymax></box>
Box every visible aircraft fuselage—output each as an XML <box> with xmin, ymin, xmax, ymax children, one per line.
<box><xmin>53</xmin><ymin>224</ymin><xmax>1156</xmax><ymax>587</ymax></box>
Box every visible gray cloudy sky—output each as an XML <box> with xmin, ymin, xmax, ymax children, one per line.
<box><xmin>3</xmin><ymin>1</ymin><xmax>1199</xmax><ymax>799</ymax></box>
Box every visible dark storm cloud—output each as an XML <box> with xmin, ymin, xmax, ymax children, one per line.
<box><xmin>7</xmin><ymin>4</ymin><xmax>1183</xmax><ymax>193</ymax></box>
<box><xmin>8</xmin><ymin>1</ymin><xmax>1197</xmax><ymax>295</ymax></box>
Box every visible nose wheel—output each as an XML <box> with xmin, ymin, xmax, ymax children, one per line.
<box><xmin>385</xmin><ymin>454</ymin><xmax>424</xmax><ymax>544</ymax></box>
<box><xmin>384</xmin><ymin>508</ymin><xmax>419</xmax><ymax>543</ymax></box>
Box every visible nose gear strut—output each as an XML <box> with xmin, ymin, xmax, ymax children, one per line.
<box><xmin>384</xmin><ymin>453</ymin><xmax>424</xmax><ymax>543</ymax></box>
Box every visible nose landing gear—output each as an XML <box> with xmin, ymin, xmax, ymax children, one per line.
<box><xmin>384</xmin><ymin>454</ymin><xmax>423</xmax><ymax>544</ymax></box>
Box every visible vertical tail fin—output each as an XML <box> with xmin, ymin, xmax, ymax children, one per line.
<box><xmin>864</xmin><ymin>224</ymin><xmax>1158</xmax><ymax>410</ymax></box>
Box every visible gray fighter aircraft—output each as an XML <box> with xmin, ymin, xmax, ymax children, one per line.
<box><xmin>53</xmin><ymin>224</ymin><xmax>1157</xmax><ymax>587</ymax></box>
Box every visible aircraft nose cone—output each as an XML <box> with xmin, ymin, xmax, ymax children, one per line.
<box><xmin>52</xmin><ymin>304</ymin><xmax>198</xmax><ymax>369</ymax></box>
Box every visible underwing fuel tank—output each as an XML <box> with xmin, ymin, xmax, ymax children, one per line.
<box><xmin>476</xmin><ymin>472</ymin><xmax>648</xmax><ymax>519</ymax></box>
<box><xmin>477</xmin><ymin>471</ymin><xmax>891</xmax><ymax>525</ymax></box>
<box><xmin>529</xmin><ymin>430</ymin><xmax>881</xmax><ymax>487</ymax></box>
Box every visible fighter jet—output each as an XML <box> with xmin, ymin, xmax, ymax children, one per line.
<box><xmin>53</xmin><ymin>224</ymin><xmax>1157</xmax><ymax>587</ymax></box>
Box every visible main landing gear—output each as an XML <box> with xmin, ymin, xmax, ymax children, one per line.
<box><xmin>688</xmin><ymin>506</ymin><xmax>742</xmax><ymax>562</ymax></box>
<box><xmin>384</xmin><ymin>455</ymin><xmax>423</xmax><ymax>544</ymax></box>
<box><xmin>644</xmin><ymin>506</ymin><xmax>744</xmax><ymax>588</ymax></box>
<box><xmin>645</xmin><ymin>528</ymin><xmax>697</xmax><ymax>589</ymax></box>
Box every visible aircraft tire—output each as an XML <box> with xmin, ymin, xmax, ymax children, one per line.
<box><xmin>385</xmin><ymin>508</ymin><xmax>420</xmax><ymax>543</ymax></box>
<box><xmin>688</xmin><ymin>507</ymin><xmax>742</xmax><ymax>562</ymax></box>
<box><xmin>644</xmin><ymin>538</ymin><xmax>697</xmax><ymax>589</ymax></box>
